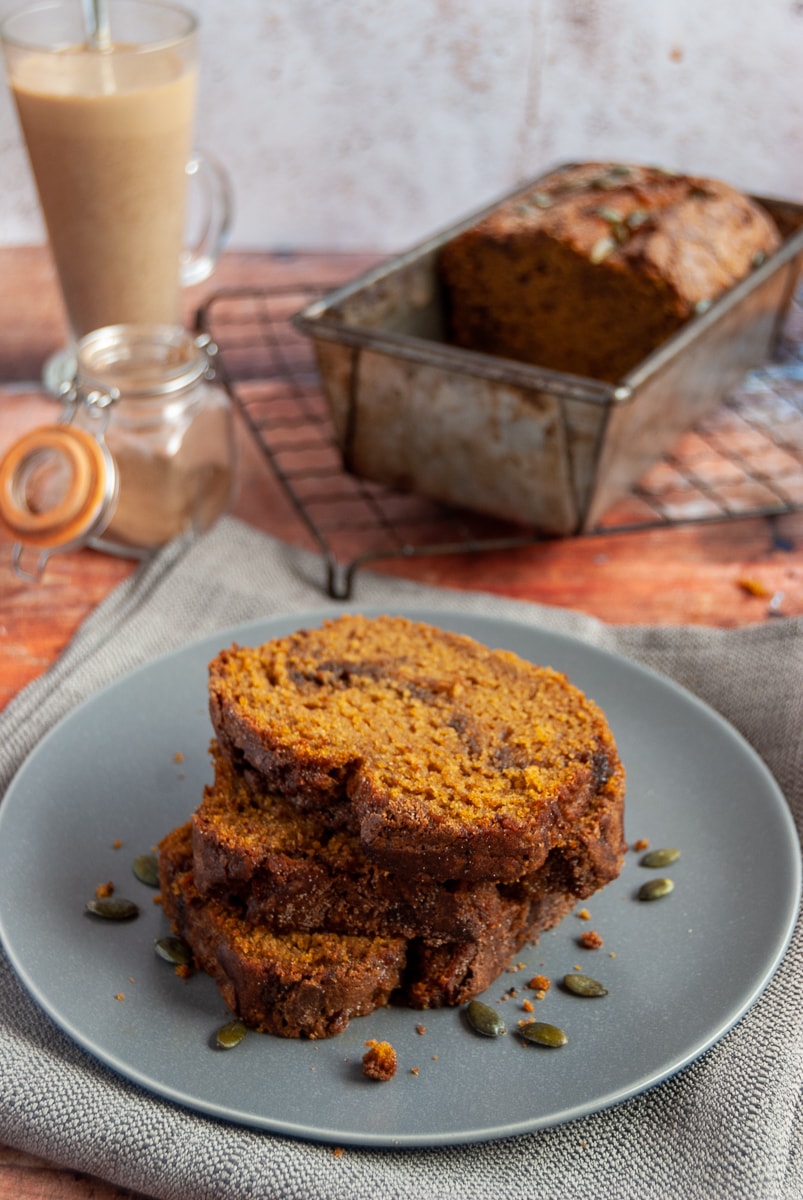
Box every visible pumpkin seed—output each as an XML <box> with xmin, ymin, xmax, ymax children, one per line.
<box><xmin>216</xmin><ymin>1019</ymin><xmax>247</xmax><ymax>1050</ymax></box>
<box><xmin>132</xmin><ymin>853</ymin><xmax>160</xmax><ymax>888</ymax></box>
<box><xmin>519</xmin><ymin>1020</ymin><xmax>568</xmax><ymax>1048</ymax></box>
<box><xmin>640</xmin><ymin>847</ymin><xmax>680</xmax><ymax>869</ymax></box>
<box><xmin>154</xmin><ymin>935</ymin><xmax>192</xmax><ymax>966</ymax></box>
<box><xmin>591</xmin><ymin>175</ymin><xmax>621</xmax><ymax>191</ymax></box>
<box><xmin>531</xmin><ymin>191</ymin><xmax>553</xmax><ymax>208</ymax></box>
<box><xmin>466</xmin><ymin>1000</ymin><xmax>506</xmax><ymax>1038</ymax></box>
<box><xmin>595</xmin><ymin>206</ymin><xmax>624</xmax><ymax>225</ymax></box>
<box><xmin>638</xmin><ymin>877</ymin><xmax>674</xmax><ymax>901</ymax></box>
<box><xmin>86</xmin><ymin>896</ymin><xmax>139</xmax><ymax>921</ymax></box>
<box><xmin>590</xmin><ymin>236</ymin><xmax>616</xmax><ymax>264</ymax></box>
<box><xmin>563</xmin><ymin>973</ymin><xmax>608</xmax><ymax>997</ymax></box>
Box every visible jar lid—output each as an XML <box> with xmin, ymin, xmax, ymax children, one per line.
<box><xmin>0</xmin><ymin>424</ymin><xmax>117</xmax><ymax>550</ymax></box>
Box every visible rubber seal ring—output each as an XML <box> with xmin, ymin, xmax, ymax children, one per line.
<box><xmin>0</xmin><ymin>424</ymin><xmax>111</xmax><ymax>548</ymax></box>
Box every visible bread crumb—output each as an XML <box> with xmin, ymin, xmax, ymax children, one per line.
<box><xmin>410</xmin><ymin>1067</ymin><xmax>420</xmax><ymax>1076</ymax></box>
<box><xmin>579</xmin><ymin>930</ymin><xmax>604</xmax><ymax>950</ymax></box>
<box><xmin>95</xmin><ymin>881</ymin><xmax>114</xmax><ymax>899</ymax></box>
<box><xmin>577</xmin><ymin>907</ymin><xmax>591</xmax><ymax>920</ymax></box>
<box><xmin>114</xmin><ymin>992</ymin><xmax>125</xmax><ymax>1001</ymax></box>
<box><xmin>362</xmin><ymin>1040</ymin><xmax>397</xmax><ymax>1081</ymax></box>
<box><xmin>528</xmin><ymin>974</ymin><xmax>550</xmax><ymax>992</ymax></box>
<box><xmin>112</xmin><ymin>840</ymin><xmax>123</xmax><ymax>850</ymax></box>
<box><xmin>522</xmin><ymin>998</ymin><xmax>534</xmax><ymax>1013</ymax></box>
<box><xmin>737</xmin><ymin>576</ymin><xmax>772</xmax><ymax>598</ymax></box>
<box><xmin>415</xmin><ymin>1024</ymin><xmax>427</xmax><ymax>1035</ymax></box>
<box><xmin>173</xmin><ymin>751</ymin><xmax>184</xmax><ymax>764</ymax></box>
<box><xmin>632</xmin><ymin>838</ymin><xmax>649</xmax><ymax>852</ymax></box>
<box><xmin>333</xmin><ymin>1147</ymin><xmax>344</xmax><ymax>1158</ymax></box>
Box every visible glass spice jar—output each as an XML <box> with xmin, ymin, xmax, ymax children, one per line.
<box><xmin>0</xmin><ymin>324</ymin><xmax>234</xmax><ymax>576</ymax></box>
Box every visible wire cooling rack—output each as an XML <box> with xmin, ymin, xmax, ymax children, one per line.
<box><xmin>197</xmin><ymin>285</ymin><xmax>803</xmax><ymax>600</ymax></box>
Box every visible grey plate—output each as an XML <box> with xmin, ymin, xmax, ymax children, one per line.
<box><xmin>0</xmin><ymin>606</ymin><xmax>799</xmax><ymax>1148</ymax></box>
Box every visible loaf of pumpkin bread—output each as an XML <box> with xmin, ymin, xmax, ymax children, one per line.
<box><xmin>438</xmin><ymin>161</ymin><xmax>781</xmax><ymax>382</ymax></box>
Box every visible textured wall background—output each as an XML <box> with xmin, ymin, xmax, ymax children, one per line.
<box><xmin>0</xmin><ymin>0</ymin><xmax>801</xmax><ymax>252</ymax></box>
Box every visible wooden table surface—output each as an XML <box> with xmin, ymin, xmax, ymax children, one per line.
<box><xmin>0</xmin><ymin>245</ymin><xmax>801</xmax><ymax>1200</ymax></box>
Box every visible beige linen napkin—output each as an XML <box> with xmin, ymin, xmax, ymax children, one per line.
<box><xmin>0</xmin><ymin>516</ymin><xmax>800</xmax><ymax>1200</ymax></box>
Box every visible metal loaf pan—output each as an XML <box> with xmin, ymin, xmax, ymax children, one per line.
<box><xmin>294</xmin><ymin>171</ymin><xmax>803</xmax><ymax>536</ymax></box>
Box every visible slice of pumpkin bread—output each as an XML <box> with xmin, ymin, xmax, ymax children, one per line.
<box><xmin>192</xmin><ymin>740</ymin><xmax>568</xmax><ymax>942</ymax></box>
<box><xmin>159</xmin><ymin>823</ymin><xmax>576</xmax><ymax>1035</ymax></box>
<box><xmin>159</xmin><ymin>822</ymin><xmax>407</xmax><ymax>1039</ymax></box>
<box><xmin>208</xmin><ymin>614</ymin><xmax>626</xmax><ymax>884</ymax></box>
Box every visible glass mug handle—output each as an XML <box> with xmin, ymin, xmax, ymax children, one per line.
<box><xmin>180</xmin><ymin>149</ymin><xmax>233</xmax><ymax>288</ymax></box>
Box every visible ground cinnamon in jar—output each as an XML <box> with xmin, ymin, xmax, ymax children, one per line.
<box><xmin>76</xmin><ymin>323</ymin><xmax>234</xmax><ymax>555</ymax></box>
<box><xmin>104</xmin><ymin>393</ymin><xmax>233</xmax><ymax>550</ymax></box>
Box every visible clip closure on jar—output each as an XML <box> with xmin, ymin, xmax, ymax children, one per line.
<box><xmin>0</xmin><ymin>324</ymin><xmax>234</xmax><ymax>578</ymax></box>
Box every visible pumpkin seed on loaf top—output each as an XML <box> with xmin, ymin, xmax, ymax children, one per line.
<box><xmin>208</xmin><ymin>615</ymin><xmax>625</xmax><ymax>883</ymax></box>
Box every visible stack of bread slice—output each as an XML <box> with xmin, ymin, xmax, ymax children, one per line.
<box><xmin>158</xmin><ymin>614</ymin><xmax>626</xmax><ymax>1038</ymax></box>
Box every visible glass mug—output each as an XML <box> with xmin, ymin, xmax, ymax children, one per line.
<box><xmin>0</xmin><ymin>0</ymin><xmax>232</xmax><ymax>387</ymax></box>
